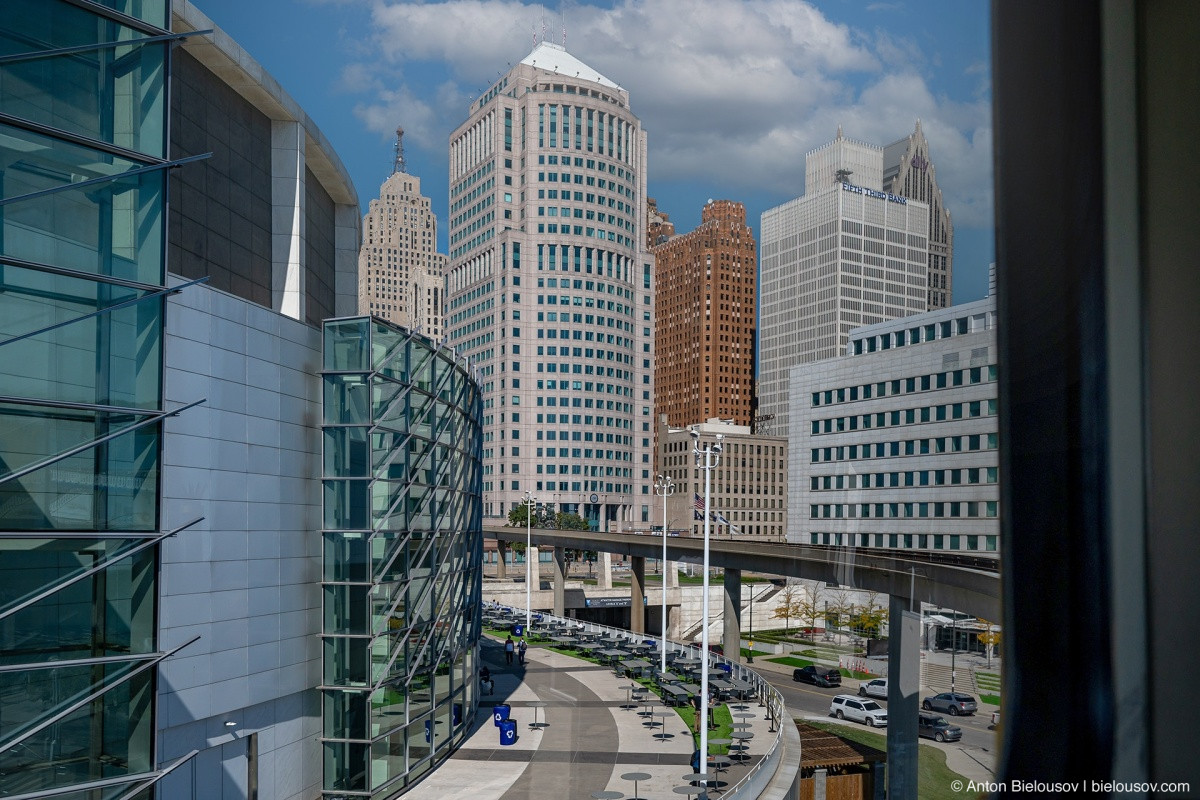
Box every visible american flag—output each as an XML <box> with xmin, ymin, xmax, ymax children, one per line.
<box><xmin>694</xmin><ymin>494</ymin><xmax>707</xmax><ymax>515</ymax></box>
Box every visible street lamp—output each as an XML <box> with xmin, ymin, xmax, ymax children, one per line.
<box><xmin>747</xmin><ymin>582</ymin><xmax>755</xmax><ymax>663</ymax></box>
<box><xmin>692</xmin><ymin>428</ymin><xmax>723</xmax><ymax>777</ymax></box>
<box><xmin>523</xmin><ymin>491</ymin><xmax>537</xmax><ymax>633</ymax></box>
<box><xmin>654</xmin><ymin>473</ymin><xmax>676</xmax><ymax>675</ymax></box>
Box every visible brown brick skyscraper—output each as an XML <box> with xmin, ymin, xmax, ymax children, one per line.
<box><xmin>652</xmin><ymin>199</ymin><xmax>756</xmax><ymax>428</ymax></box>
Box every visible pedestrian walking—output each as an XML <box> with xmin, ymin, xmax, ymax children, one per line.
<box><xmin>518</xmin><ymin>638</ymin><xmax>528</xmax><ymax>665</ymax></box>
<box><xmin>504</xmin><ymin>635</ymin><xmax>515</xmax><ymax>665</ymax></box>
<box><xmin>691</xmin><ymin>693</ymin><xmax>703</xmax><ymax>736</ymax></box>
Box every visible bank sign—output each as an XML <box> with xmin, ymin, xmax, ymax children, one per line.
<box><xmin>841</xmin><ymin>182</ymin><xmax>908</xmax><ymax>205</ymax></box>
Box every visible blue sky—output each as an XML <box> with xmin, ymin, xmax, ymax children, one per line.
<box><xmin>191</xmin><ymin>0</ymin><xmax>994</xmax><ymax>301</ymax></box>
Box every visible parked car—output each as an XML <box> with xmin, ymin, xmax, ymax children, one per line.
<box><xmin>830</xmin><ymin>694</ymin><xmax>888</xmax><ymax>727</ymax></box>
<box><xmin>858</xmin><ymin>678</ymin><xmax>888</xmax><ymax>699</ymax></box>
<box><xmin>918</xmin><ymin>711</ymin><xmax>963</xmax><ymax>742</ymax></box>
<box><xmin>922</xmin><ymin>692</ymin><xmax>978</xmax><ymax>716</ymax></box>
<box><xmin>792</xmin><ymin>665</ymin><xmax>842</xmax><ymax>688</ymax></box>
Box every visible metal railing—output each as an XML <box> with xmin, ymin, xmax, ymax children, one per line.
<box><xmin>488</xmin><ymin>604</ymin><xmax>788</xmax><ymax>799</ymax></box>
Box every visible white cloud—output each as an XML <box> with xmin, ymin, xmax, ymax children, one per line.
<box><xmin>348</xmin><ymin>0</ymin><xmax>991</xmax><ymax>226</ymax></box>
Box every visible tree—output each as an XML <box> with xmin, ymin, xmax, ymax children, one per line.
<box><xmin>825</xmin><ymin>587</ymin><xmax>855</xmax><ymax>636</ymax></box>
<box><xmin>793</xmin><ymin>584</ymin><xmax>824</xmax><ymax>641</ymax></box>
<box><xmin>848</xmin><ymin>591</ymin><xmax>886</xmax><ymax>639</ymax></box>
<box><xmin>771</xmin><ymin>583</ymin><xmax>802</xmax><ymax>633</ymax></box>
<box><xmin>556</xmin><ymin>511</ymin><xmax>590</xmax><ymax>530</ymax></box>
<box><xmin>976</xmin><ymin>618</ymin><xmax>1001</xmax><ymax>668</ymax></box>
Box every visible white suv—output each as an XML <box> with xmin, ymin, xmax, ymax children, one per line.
<box><xmin>830</xmin><ymin>694</ymin><xmax>888</xmax><ymax>727</ymax></box>
<box><xmin>858</xmin><ymin>678</ymin><xmax>888</xmax><ymax>700</ymax></box>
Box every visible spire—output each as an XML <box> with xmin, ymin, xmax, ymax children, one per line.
<box><xmin>836</xmin><ymin>124</ymin><xmax>844</xmax><ymax>140</ymax></box>
<box><xmin>392</xmin><ymin>126</ymin><xmax>406</xmax><ymax>174</ymax></box>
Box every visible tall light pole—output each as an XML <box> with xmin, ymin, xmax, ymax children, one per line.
<box><xmin>523</xmin><ymin>491</ymin><xmax>537</xmax><ymax>633</ymax></box>
<box><xmin>692</xmin><ymin>428</ymin><xmax>723</xmax><ymax>778</ymax></box>
<box><xmin>747</xmin><ymin>582</ymin><xmax>755</xmax><ymax>663</ymax></box>
<box><xmin>655</xmin><ymin>473</ymin><xmax>676</xmax><ymax>675</ymax></box>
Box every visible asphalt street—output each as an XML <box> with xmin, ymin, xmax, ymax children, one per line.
<box><xmin>757</xmin><ymin>666</ymin><xmax>998</xmax><ymax>774</ymax></box>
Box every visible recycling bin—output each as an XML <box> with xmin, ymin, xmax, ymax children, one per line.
<box><xmin>493</xmin><ymin>704</ymin><xmax>510</xmax><ymax>727</ymax></box>
<box><xmin>499</xmin><ymin>719</ymin><xmax>517</xmax><ymax>746</ymax></box>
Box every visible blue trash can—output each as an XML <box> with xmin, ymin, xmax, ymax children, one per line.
<box><xmin>719</xmin><ymin>663</ymin><xmax>733</xmax><ymax>674</ymax></box>
<box><xmin>493</xmin><ymin>704</ymin><xmax>511</xmax><ymax>727</ymax></box>
<box><xmin>499</xmin><ymin>719</ymin><xmax>517</xmax><ymax>746</ymax></box>
<box><xmin>452</xmin><ymin>703</ymin><xmax>463</xmax><ymax>726</ymax></box>
<box><xmin>424</xmin><ymin>719</ymin><xmax>434</xmax><ymax>743</ymax></box>
<box><xmin>512</xmin><ymin>623</ymin><xmax>524</xmax><ymax>636</ymax></box>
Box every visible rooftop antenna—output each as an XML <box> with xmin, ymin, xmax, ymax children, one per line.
<box><xmin>392</xmin><ymin>126</ymin><xmax>406</xmax><ymax>174</ymax></box>
<box><xmin>562</xmin><ymin>8</ymin><xmax>567</xmax><ymax>47</ymax></box>
<box><xmin>531</xmin><ymin>22</ymin><xmax>537</xmax><ymax>48</ymax></box>
<box><xmin>540</xmin><ymin>4</ymin><xmax>546</xmax><ymax>43</ymax></box>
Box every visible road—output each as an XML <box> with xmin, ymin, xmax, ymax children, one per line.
<box><xmin>757</xmin><ymin>667</ymin><xmax>998</xmax><ymax>776</ymax></box>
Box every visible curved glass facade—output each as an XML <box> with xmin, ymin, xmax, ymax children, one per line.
<box><xmin>321</xmin><ymin>317</ymin><xmax>483</xmax><ymax>799</ymax></box>
<box><xmin>0</xmin><ymin>1</ymin><xmax>182</xmax><ymax>797</ymax></box>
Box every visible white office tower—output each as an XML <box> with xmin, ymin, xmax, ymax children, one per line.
<box><xmin>758</xmin><ymin>129</ymin><xmax>930</xmax><ymax>436</ymax></box>
<box><xmin>883</xmin><ymin>120</ymin><xmax>954</xmax><ymax>309</ymax></box>
<box><xmin>446</xmin><ymin>40</ymin><xmax>655</xmax><ymax>531</ymax></box>
<box><xmin>358</xmin><ymin>140</ymin><xmax>448</xmax><ymax>338</ymax></box>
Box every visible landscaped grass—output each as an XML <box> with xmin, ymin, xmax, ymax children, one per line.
<box><xmin>765</xmin><ymin>655</ymin><xmax>878</xmax><ymax>680</ymax></box>
<box><xmin>766</xmin><ymin>655</ymin><xmax>814</xmax><ymax>668</ymax></box>
<box><xmin>979</xmin><ymin>694</ymin><xmax>1000</xmax><ymax>706</ymax></box>
<box><xmin>677</xmin><ymin>703</ymin><xmax>734</xmax><ymax>753</ymax></box>
<box><xmin>802</xmin><ymin>720</ymin><xmax>983</xmax><ymax>800</ymax></box>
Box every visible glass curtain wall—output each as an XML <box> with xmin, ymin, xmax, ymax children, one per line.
<box><xmin>0</xmin><ymin>1</ymin><xmax>178</xmax><ymax>797</ymax></box>
<box><xmin>321</xmin><ymin>317</ymin><xmax>484</xmax><ymax>799</ymax></box>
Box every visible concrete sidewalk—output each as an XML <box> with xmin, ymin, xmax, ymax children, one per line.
<box><xmin>402</xmin><ymin>639</ymin><xmax>777</xmax><ymax>800</ymax></box>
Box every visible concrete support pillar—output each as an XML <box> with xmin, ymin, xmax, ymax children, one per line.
<box><xmin>527</xmin><ymin>546</ymin><xmax>539</xmax><ymax>595</ymax></box>
<box><xmin>495</xmin><ymin>541</ymin><xmax>507</xmax><ymax>580</ymax></box>
<box><xmin>886</xmin><ymin>594</ymin><xmax>921</xmax><ymax>800</ymax></box>
<box><xmin>723</xmin><ymin>568</ymin><xmax>742</xmax><ymax>660</ymax></box>
<box><xmin>666</xmin><ymin>560</ymin><xmax>679</xmax><ymax>588</ymax></box>
<box><xmin>596</xmin><ymin>551</ymin><xmax>613</xmax><ymax>589</ymax></box>
<box><xmin>814</xmin><ymin>768</ymin><xmax>827</xmax><ymax>800</ymax></box>
<box><xmin>665</xmin><ymin>604</ymin><xmax>679</xmax><ymax>641</ymax></box>
<box><xmin>552</xmin><ymin>547</ymin><xmax>567</xmax><ymax>616</ymax></box>
<box><xmin>630</xmin><ymin>557</ymin><xmax>645</xmax><ymax>634</ymax></box>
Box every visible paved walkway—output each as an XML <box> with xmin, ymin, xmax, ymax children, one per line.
<box><xmin>403</xmin><ymin>639</ymin><xmax>776</xmax><ymax>800</ymax></box>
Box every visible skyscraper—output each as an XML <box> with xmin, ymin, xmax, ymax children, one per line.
<box><xmin>652</xmin><ymin>199</ymin><xmax>757</xmax><ymax>428</ymax></box>
<box><xmin>446</xmin><ymin>40</ymin><xmax>655</xmax><ymax>531</ymax></box>
<box><xmin>758</xmin><ymin>129</ymin><xmax>930</xmax><ymax>435</ymax></box>
<box><xmin>884</xmin><ymin>120</ymin><xmax>954</xmax><ymax>309</ymax></box>
<box><xmin>359</xmin><ymin>128</ymin><xmax>448</xmax><ymax>338</ymax></box>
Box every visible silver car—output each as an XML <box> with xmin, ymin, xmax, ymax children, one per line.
<box><xmin>922</xmin><ymin>692</ymin><xmax>978</xmax><ymax>716</ymax></box>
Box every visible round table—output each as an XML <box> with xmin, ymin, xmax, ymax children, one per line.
<box><xmin>730</xmin><ymin>730</ymin><xmax>755</xmax><ymax>763</ymax></box>
<box><xmin>591</xmin><ymin>792</ymin><xmax>623</xmax><ymax>800</ymax></box>
<box><xmin>673</xmin><ymin>785</ymin><xmax>705</xmax><ymax>796</ymax></box>
<box><xmin>622</xmin><ymin>771</ymin><xmax>652</xmax><ymax>800</ymax></box>
<box><xmin>528</xmin><ymin>700</ymin><xmax>548</xmax><ymax>729</ymax></box>
<box><xmin>706</xmin><ymin>756</ymin><xmax>731</xmax><ymax>789</ymax></box>
<box><xmin>621</xmin><ymin>684</ymin><xmax>641</xmax><ymax>709</ymax></box>
<box><xmin>653</xmin><ymin>710</ymin><xmax>674</xmax><ymax>740</ymax></box>
<box><xmin>707</xmin><ymin>737</ymin><xmax>732</xmax><ymax>751</ymax></box>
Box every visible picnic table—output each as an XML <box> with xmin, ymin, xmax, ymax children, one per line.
<box><xmin>659</xmin><ymin>683</ymin><xmax>690</xmax><ymax>706</ymax></box>
<box><xmin>656</xmin><ymin>671</ymin><xmax>680</xmax><ymax>684</ymax></box>
<box><xmin>596</xmin><ymin>648</ymin><xmax>629</xmax><ymax>664</ymax></box>
<box><xmin>727</xmin><ymin>677</ymin><xmax>754</xmax><ymax>699</ymax></box>
<box><xmin>620</xmin><ymin>659</ymin><xmax>652</xmax><ymax>678</ymax></box>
